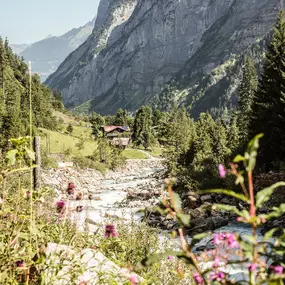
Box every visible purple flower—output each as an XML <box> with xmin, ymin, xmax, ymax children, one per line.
<box><xmin>273</xmin><ymin>265</ymin><xmax>284</xmax><ymax>275</ymax></box>
<box><xmin>218</xmin><ymin>164</ymin><xmax>227</xmax><ymax>178</ymax></box>
<box><xmin>105</xmin><ymin>224</ymin><xmax>118</xmax><ymax>238</ymax></box>
<box><xmin>212</xmin><ymin>257</ymin><xmax>224</xmax><ymax>268</ymax></box>
<box><xmin>25</xmin><ymin>191</ymin><xmax>31</xmax><ymax>199</ymax></box>
<box><xmin>225</xmin><ymin>233</ymin><xmax>239</xmax><ymax>249</ymax></box>
<box><xmin>167</xmin><ymin>255</ymin><xmax>174</xmax><ymax>260</ymax></box>
<box><xmin>212</xmin><ymin>233</ymin><xmax>222</xmax><ymax>245</ymax></box>
<box><xmin>211</xmin><ymin>271</ymin><xmax>225</xmax><ymax>281</ymax></box>
<box><xmin>16</xmin><ymin>260</ymin><xmax>24</xmax><ymax>267</ymax></box>
<box><xmin>129</xmin><ymin>276</ymin><xmax>138</xmax><ymax>284</ymax></box>
<box><xmin>193</xmin><ymin>273</ymin><xmax>204</xmax><ymax>284</ymax></box>
<box><xmin>56</xmin><ymin>200</ymin><xmax>65</xmax><ymax>208</ymax></box>
<box><xmin>248</xmin><ymin>263</ymin><xmax>257</xmax><ymax>272</ymax></box>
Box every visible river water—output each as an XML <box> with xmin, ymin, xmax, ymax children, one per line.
<box><xmin>45</xmin><ymin>162</ymin><xmax>265</xmax><ymax>282</ymax></box>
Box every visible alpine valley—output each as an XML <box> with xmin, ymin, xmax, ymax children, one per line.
<box><xmin>46</xmin><ymin>0</ymin><xmax>281</xmax><ymax>116</ymax></box>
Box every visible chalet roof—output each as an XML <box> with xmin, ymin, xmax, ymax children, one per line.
<box><xmin>112</xmin><ymin>138</ymin><xmax>130</xmax><ymax>146</ymax></box>
<box><xmin>103</xmin><ymin>126</ymin><xmax>130</xmax><ymax>133</ymax></box>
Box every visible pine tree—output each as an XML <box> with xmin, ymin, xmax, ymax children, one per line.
<box><xmin>132</xmin><ymin>106</ymin><xmax>153</xmax><ymax>149</ymax></box>
<box><xmin>114</xmin><ymin>108</ymin><xmax>128</xmax><ymax>126</ymax></box>
<box><xmin>90</xmin><ymin>112</ymin><xmax>105</xmax><ymax>139</ymax></box>
<box><xmin>238</xmin><ymin>57</ymin><xmax>257</xmax><ymax>143</ymax></box>
<box><xmin>250</xmin><ymin>11</ymin><xmax>285</xmax><ymax>169</ymax></box>
<box><xmin>67</xmin><ymin>124</ymin><xmax>73</xmax><ymax>134</ymax></box>
<box><xmin>227</xmin><ymin>113</ymin><xmax>240</xmax><ymax>156</ymax></box>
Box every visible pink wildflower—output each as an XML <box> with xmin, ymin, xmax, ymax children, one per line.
<box><xmin>56</xmin><ymin>200</ymin><xmax>65</xmax><ymax>213</ymax></box>
<box><xmin>193</xmin><ymin>273</ymin><xmax>204</xmax><ymax>284</ymax></box>
<box><xmin>248</xmin><ymin>263</ymin><xmax>257</xmax><ymax>272</ymax></box>
<box><xmin>225</xmin><ymin>233</ymin><xmax>239</xmax><ymax>249</ymax></box>
<box><xmin>105</xmin><ymin>224</ymin><xmax>118</xmax><ymax>238</ymax></box>
<box><xmin>211</xmin><ymin>271</ymin><xmax>225</xmax><ymax>281</ymax></box>
<box><xmin>218</xmin><ymin>164</ymin><xmax>227</xmax><ymax>178</ymax></box>
<box><xmin>167</xmin><ymin>255</ymin><xmax>174</xmax><ymax>260</ymax></box>
<box><xmin>212</xmin><ymin>233</ymin><xmax>222</xmax><ymax>245</ymax></box>
<box><xmin>272</xmin><ymin>265</ymin><xmax>284</xmax><ymax>275</ymax></box>
<box><xmin>212</xmin><ymin>256</ymin><xmax>225</xmax><ymax>268</ymax></box>
<box><xmin>129</xmin><ymin>275</ymin><xmax>138</xmax><ymax>284</ymax></box>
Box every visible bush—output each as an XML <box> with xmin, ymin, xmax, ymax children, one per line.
<box><xmin>72</xmin><ymin>155</ymin><xmax>107</xmax><ymax>173</ymax></box>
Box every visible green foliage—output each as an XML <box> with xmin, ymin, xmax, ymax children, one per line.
<box><xmin>143</xmin><ymin>135</ymin><xmax>285</xmax><ymax>285</ymax></box>
<box><xmin>114</xmin><ymin>108</ymin><xmax>128</xmax><ymax>126</ymax></box>
<box><xmin>90</xmin><ymin>112</ymin><xmax>105</xmax><ymax>139</ymax></box>
<box><xmin>132</xmin><ymin>106</ymin><xmax>153</xmax><ymax>150</ymax></box>
<box><xmin>72</xmin><ymin>155</ymin><xmax>107</xmax><ymax>173</ymax></box>
<box><xmin>250</xmin><ymin>11</ymin><xmax>285</xmax><ymax>170</ymax></box>
<box><xmin>75</xmin><ymin>138</ymin><xmax>85</xmax><ymax>151</ymax></box>
<box><xmin>93</xmin><ymin>138</ymin><xmax>126</xmax><ymax>170</ymax></box>
<box><xmin>0</xmin><ymin>37</ymin><xmax>58</xmax><ymax>150</ymax></box>
<box><xmin>162</xmin><ymin>106</ymin><xmax>195</xmax><ymax>175</ymax></box>
<box><xmin>66</xmin><ymin>123</ymin><xmax>73</xmax><ymax>134</ymax></box>
<box><xmin>237</xmin><ymin>57</ymin><xmax>258</xmax><ymax>145</ymax></box>
<box><xmin>51</xmin><ymin>88</ymin><xmax>64</xmax><ymax>111</ymax></box>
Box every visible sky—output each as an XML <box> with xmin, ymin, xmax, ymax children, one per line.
<box><xmin>0</xmin><ymin>0</ymin><xmax>100</xmax><ymax>44</ymax></box>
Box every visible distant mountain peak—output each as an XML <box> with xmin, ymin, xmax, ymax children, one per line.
<box><xmin>17</xmin><ymin>16</ymin><xmax>96</xmax><ymax>82</ymax></box>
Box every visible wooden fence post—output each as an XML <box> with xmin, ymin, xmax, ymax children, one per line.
<box><xmin>33</xmin><ymin>136</ymin><xmax>41</xmax><ymax>190</ymax></box>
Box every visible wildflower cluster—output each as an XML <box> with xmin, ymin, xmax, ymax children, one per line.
<box><xmin>142</xmin><ymin>135</ymin><xmax>285</xmax><ymax>285</ymax></box>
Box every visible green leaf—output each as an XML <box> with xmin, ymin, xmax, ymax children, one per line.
<box><xmin>141</xmin><ymin>250</ymin><xmax>185</xmax><ymax>267</ymax></box>
<box><xmin>176</xmin><ymin>213</ymin><xmax>190</xmax><ymax>226</ymax></box>
<box><xmin>263</xmin><ymin>228</ymin><xmax>278</xmax><ymax>241</ymax></box>
<box><xmin>234</xmin><ymin>155</ymin><xmax>245</xmax><ymax>162</ymax></box>
<box><xmin>256</xmin><ymin>182</ymin><xmax>285</xmax><ymax>208</ymax></box>
<box><xmin>190</xmin><ymin>232</ymin><xmax>210</xmax><ymax>247</ymax></box>
<box><xmin>212</xmin><ymin>204</ymin><xmax>244</xmax><ymax>216</ymax></box>
<box><xmin>245</xmin><ymin>134</ymin><xmax>264</xmax><ymax>171</ymax></box>
<box><xmin>5</xmin><ymin>149</ymin><xmax>18</xmax><ymax>166</ymax></box>
<box><xmin>172</xmin><ymin>192</ymin><xmax>182</xmax><ymax>212</ymax></box>
<box><xmin>199</xmin><ymin>189</ymin><xmax>249</xmax><ymax>203</ymax></box>
<box><xmin>24</xmin><ymin>147</ymin><xmax>35</xmax><ymax>161</ymax></box>
<box><xmin>267</xmin><ymin>204</ymin><xmax>285</xmax><ymax>220</ymax></box>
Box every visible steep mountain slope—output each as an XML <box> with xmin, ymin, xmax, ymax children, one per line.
<box><xmin>10</xmin><ymin>44</ymin><xmax>31</xmax><ymax>54</ymax></box>
<box><xmin>19</xmin><ymin>17</ymin><xmax>96</xmax><ymax>82</ymax></box>
<box><xmin>46</xmin><ymin>0</ymin><xmax>281</xmax><ymax>115</ymax></box>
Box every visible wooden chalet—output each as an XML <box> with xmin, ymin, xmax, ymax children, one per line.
<box><xmin>101</xmin><ymin>126</ymin><xmax>131</xmax><ymax>148</ymax></box>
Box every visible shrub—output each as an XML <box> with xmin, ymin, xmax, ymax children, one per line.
<box><xmin>143</xmin><ymin>134</ymin><xmax>285</xmax><ymax>284</ymax></box>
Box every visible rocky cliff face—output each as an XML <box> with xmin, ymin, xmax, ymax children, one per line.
<box><xmin>19</xmin><ymin>18</ymin><xmax>96</xmax><ymax>82</ymax></box>
<box><xmin>46</xmin><ymin>0</ymin><xmax>281</xmax><ymax>114</ymax></box>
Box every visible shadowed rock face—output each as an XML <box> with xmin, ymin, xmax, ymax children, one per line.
<box><xmin>46</xmin><ymin>0</ymin><xmax>281</xmax><ymax>114</ymax></box>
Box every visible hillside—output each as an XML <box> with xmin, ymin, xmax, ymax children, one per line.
<box><xmin>46</xmin><ymin>0</ymin><xmax>281</xmax><ymax>116</ymax></box>
<box><xmin>17</xmin><ymin>17</ymin><xmax>96</xmax><ymax>82</ymax></box>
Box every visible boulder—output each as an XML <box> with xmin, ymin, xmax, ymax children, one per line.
<box><xmin>43</xmin><ymin>243</ymin><xmax>143</xmax><ymax>285</ymax></box>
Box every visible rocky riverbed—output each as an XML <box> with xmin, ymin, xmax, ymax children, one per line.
<box><xmin>42</xmin><ymin>159</ymin><xmax>166</xmax><ymax>230</ymax></box>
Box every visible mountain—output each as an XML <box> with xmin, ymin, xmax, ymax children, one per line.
<box><xmin>18</xmin><ymin>17</ymin><xmax>96</xmax><ymax>82</ymax></box>
<box><xmin>46</xmin><ymin>0</ymin><xmax>282</xmax><ymax>115</ymax></box>
<box><xmin>10</xmin><ymin>44</ymin><xmax>31</xmax><ymax>54</ymax></box>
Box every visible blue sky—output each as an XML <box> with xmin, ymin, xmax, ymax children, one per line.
<box><xmin>0</xmin><ymin>0</ymin><xmax>100</xmax><ymax>44</ymax></box>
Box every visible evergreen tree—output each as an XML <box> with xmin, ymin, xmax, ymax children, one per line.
<box><xmin>0</xmin><ymin>36</ymin><xmax>57</xmax><ymax>149</ymax></box>
<box><xmin>114</xmin><ymin>108</ymin><xmax>128</xmax><ymax>126</ymax></box>
<box><xmin>90</xmin><ymin>112</ymin><xmax>105</xmax><ymax>139</ymax></box>
<box><xmin>227</xmin><ymin>113</ymin><xmax>240</xmax><ymax>155</ymax></box>
<box><xmin>163</xmin><ymin>106</ymin><xmax>195</xmax><ymax>174</ymax></box>
<box><xmin>152</xmin><ymin>108</ymin><xmax>163</xmax><ymax>127</ymax></box>
<box><xmin>132</xmin><ymin>106</ymin><xmax>153</xmax><ymax>149</ymax></box>
<box><xmin>66</xmin><ymin>124</ymin><xmax>73</xmax><ymax>134</ymax></box>
<box><xmin>250</xmin><ymin>11</ymin><xmax>285</xmax><ymax>169</ymax></box>
<box><xmin>238</xmin><ymin>57</ymin><xmax>258</xmax><ymax>143</ymax></box>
